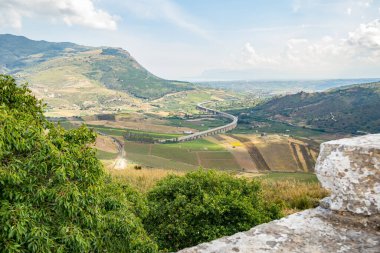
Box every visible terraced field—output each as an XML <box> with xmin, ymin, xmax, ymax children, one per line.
<box><xmin>207</xmin><ymin>134</ymin><xmax>318</xmax><ymax>172</ymax></box>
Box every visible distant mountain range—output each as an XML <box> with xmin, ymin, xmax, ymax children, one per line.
<box><xmin>240</xmin><ymin>82</ymin><xmax>380</xmax><ymax>134</ymax></box>
<box><xmin>197</xmin><ymin>79</ymin><xmax>380</xmax><ymax>95</ymax></box>
<box><xmin>0</xmin><ymin>34</ymin><xmax>192</xmax><ymax>100</ymax></box>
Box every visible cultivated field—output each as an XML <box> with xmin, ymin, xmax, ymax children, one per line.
<box><xmin>59</xmin><ymin>112</ymin><xmax>319</xmax><ymax>173</ymax></box>
<box><xmin>206</xmin><ymin>134</ymin><xmax>317</xmax><ymax>172</ymax></box>
<box><xmin>123</xmin><ymin>139</ymin><xmax>241</xmax><ymax>171</ymax></box>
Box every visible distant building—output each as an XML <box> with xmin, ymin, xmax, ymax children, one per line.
<box><xmin>183</xmin><ymin>131</ymin><xmax>194</xmax><ymax>134</ymax></box>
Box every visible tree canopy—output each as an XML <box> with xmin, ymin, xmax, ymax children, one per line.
<box><xmin>0</xmin><ymin>75</ymin><xmax>157</xmax><ymax>252</ymax></box>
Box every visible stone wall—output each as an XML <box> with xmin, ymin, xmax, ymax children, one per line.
<box><xmin>178</xmin><ymin>134</ymin><xmax>380</xmax><ymax>253</ymax></box>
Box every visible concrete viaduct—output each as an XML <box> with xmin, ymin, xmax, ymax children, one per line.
<box><xmin>162</xmin><ymin>101</ymin><xmax>238</xmax><ymax>143</ymax></box>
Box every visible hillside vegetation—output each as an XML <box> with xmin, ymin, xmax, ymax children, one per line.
<box><xmin>0</xmin><ymin>34</ymin><xmax>193</xmax><ymax>100</ymax></box>
<box><xmin>240</xmin><ymin>82</ymin><xmax>380</xmax><ymax>134</ymax></box>
<box><xmin>0</xmin><ymin>75</ymin><xmax>157</xmax><ymax>252</ymax></box>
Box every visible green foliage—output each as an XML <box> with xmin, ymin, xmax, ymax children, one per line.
<box><xmin>144</xmin><ymin>170</ymin><xmax>282</xmax><ymax>251</ymax></box>
<box><xmin>0</xmin><ymin>75</ymin><xmax>157</xmax><ymax>252</ymax></box>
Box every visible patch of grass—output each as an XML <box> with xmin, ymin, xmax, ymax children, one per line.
<box><xmin>108</xmin><ymin>168</ymin><xmax>185</xmax><ymax>193</ymax></box>
<box><xmin>124</xmin><ymin>140</ymin><xmax>238</xmax><ymax>170</ymax></box>
<box><xmin>151</xmin><ymin>145</ymin><xmax>199</xmax><ymax>165</ymax></box>
<box><xmin>259</xmin><ymin>178</ymin><xmax>329</xmax><ymax>214</ymax></box>
<box><xmin>197</xmin><ymin>151</ymin><xmax>234</xmax><ymax>160</ymax></box>
<box><xmin>164</xmin><ymin>139</ymin><xmax>225</xmax><ymax>151</ymax></box>
<box><xmin>96</xmin><ymin>149</ymin><xmax>118</xmax><ymax>160</ymax></box>
<box><xmin>201</xmin><ymin>159</ymin><xmax>240</xmax><ymax>171</ymax></box>
<box><xmin>126</xmin><ymin>152</ymin><xmax>199</xmax><ymax>171</ymax></box>
<box><xmin>167</xmin><ymin>117</ymin><xmax>231</xmax><ymax>131</ymax></box>
<box><xmin>124</xmin><ymin>141</ymin><xmax>151</xmax><ymax>154</ymax></box>
<box><xmin>126</xmin><ymin>129</ymin><xmax>182</xmax><ymax>139</ymax></box>
<box><xmin>259</xmin><ymin>172</ymin><xmax>319</xmax><ymax>183</ymax></box>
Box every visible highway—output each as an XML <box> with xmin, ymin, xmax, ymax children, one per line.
<box><xmin>162</xmin><ymin>101</ymin><xmax>238</xmax><ymax>143</ymax></box>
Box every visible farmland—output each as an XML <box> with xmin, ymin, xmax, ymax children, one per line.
<box><xmin>56</xmin><ymin>113</ymin><xmax>320</xmax><ymax>175</ymax></box>
<box><xmin>123</xmin><ymin>139</ymin><xmax>240</xmax><ymax>171</ymax></box>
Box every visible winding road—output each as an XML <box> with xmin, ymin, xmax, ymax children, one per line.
<box><xmin>162</xmin><ymin>101</ymin><xmax>238</xmax><ymax>143</ymax></box>
<box><xmin>98</xmin><ymin>131</ymin><xmax>127</xmax><ymax>169</ymax></box>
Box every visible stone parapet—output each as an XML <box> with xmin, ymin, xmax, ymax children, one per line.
<box><xmin>316</xmin><ymin>134</ymin><xmax>380</xmax><ymax>215</ymax></box>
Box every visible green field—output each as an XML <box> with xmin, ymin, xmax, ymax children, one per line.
<box><xmin>167</xmin><ymin>117</ymin><xmax>231</xmax><ymax>131</ymax></box>
<box><xmin>96</xmin><ymin>150</ymin><xmax>118</xmax><ymax>160</ymax></box>
<box><xmin>124</xmin><ymin>139</ymin><xmax>240</xmax><ymax>171</ymax></box>
<box><xmin>164</xmin><ymin>139</ymin><xmax>225</xmax><ymax>151</ymax></box>
<box><xmin>126</xmin><ymin>152</ymin><xmax>198</xmax><ymax>171</ymax></box>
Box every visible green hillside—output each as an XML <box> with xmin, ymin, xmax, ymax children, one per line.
<box><xmin>0</xmin><ymin>34</ymin><xmax>193</xmax><ymax>99</ymax></box>
<box><xmin>237</xmin><ymin>82</ymin><xmax>380</xmax><ymax>134</ymax></box>
<box><xmin>0</xmin><ymin>34</ymin><xmax>88</xmax><ymax>72</ymax></box>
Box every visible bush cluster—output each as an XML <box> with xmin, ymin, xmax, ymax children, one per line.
<box><xmin>144</xmin><ymin>170</ymin><xmax>282</xmax><ymax>251</ymax></box>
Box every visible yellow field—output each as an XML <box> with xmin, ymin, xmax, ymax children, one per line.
<box><xmin>208</xmin><ymin>134</ymin><xmax>318</xmax><ymax>172</ymax></box>
<box><xmin>107</xmin><ymin>167</ymin><xmax>184</xmax><ymax>192</ymax></box>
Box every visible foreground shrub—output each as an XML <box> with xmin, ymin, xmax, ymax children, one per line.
<box><xmin>0</xmin><ymin>75</ymin><xmax>157</xmax><ymax>252</ymax></box>
<box><xmin>144</xmin><ymin>170</ymin><xmax>282</xmax><ymax>251</ymax></box>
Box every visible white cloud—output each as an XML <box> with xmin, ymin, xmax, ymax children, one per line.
<box><xmin>358</xmin><ymin>0</ymin><xmax>373</xmax><ymax>7</ymax></box>
<box><xmin>0</xmin><ymin>0</ymin><xmax>118</xmax><ymax>30</ymax></box>
<box><xmin>243</xmin><ymin>43</ymin><xmax>279</xmax><ymax>66</ymax></box>
<box><xmin>232</xmin><ymin>19</ymin><xmax>380</xmax><ymax>76</ymax></box>
<box><xmin>348</xmin><ymin>19</ymin><xmax>380</xmax><ymax>50</ymax></box>
<box><xmin>346</xmin><ymin>7</ymin><xmax>352</xmax><ymax>15</ymax></box>
<box><xmin>123</xmin><ymin>0</ymin><xmax>210</xmax><ymax>39</ymax></box>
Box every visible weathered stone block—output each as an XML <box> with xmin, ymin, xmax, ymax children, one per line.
<box><xmin>315</xmin><ymin>134</ymin><xmax>380</xmax><ymax>215</ymax></box>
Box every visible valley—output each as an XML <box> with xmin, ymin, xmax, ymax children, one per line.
<box><xmin>2</xmin><ymin>34</ymin><xmax>378</xmax><ymax>181</ymax></box>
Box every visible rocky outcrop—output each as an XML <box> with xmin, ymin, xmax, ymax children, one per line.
<box><xmin>178</xmin><ymin>134</ymin><xmax>380</xmax><ymax>253</ymax></box>
<box><xmin>316</xmin><ymin>135</ymin><xmax>380</xmax><ymax>215</ymax></box>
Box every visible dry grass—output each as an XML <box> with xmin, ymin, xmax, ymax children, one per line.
<box><xmin>107</xmin><ymin>167</ymin><xmax>184</xmax><ymax>193</ymax></box>
<box><xmin>259</xmin><ymin>179</ymin><xmax>329</xmax><ymax>215</ymax></box>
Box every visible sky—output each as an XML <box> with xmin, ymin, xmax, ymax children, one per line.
<box><xmin>0</xmin><ymin>0</ymin><xmax>379</xmax><ymax>81</ymax></box>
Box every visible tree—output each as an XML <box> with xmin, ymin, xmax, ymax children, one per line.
<box><xmin>0</xmin><ymin>75</ymin><xmax>157</xmax><ymax>252</ymax></box>
<box><xmin>144</xmin><ymin>170</ymin><xmax>282</xmax><ymax>251</ymax></box>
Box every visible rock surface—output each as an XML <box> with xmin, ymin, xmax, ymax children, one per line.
<box><xmin>316</xmin><ymin>134</ymin><xmax>380</xmax><ymax>215</ymax></box>
<box><xmin>178</xmin><ymin>207</ymin><xmax>379</xmax><ymax>253</ymax></box>
<box><xmin>177</xmin><ymin>134</ymin><xmax>380</xmax><ymax>253</ymax></box>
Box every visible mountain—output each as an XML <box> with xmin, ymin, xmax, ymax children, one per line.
<box><xmin>242</xmin><ymin>82</ymin><xmax>380</xmax><ymax>134</ymax></box>
<box><xmin>0</xmin><ymin>34</ymin><xmax>193</xmax><ymax>100</ymax></box>
<box><xmin>0</xmin><ymin>34</ymin><xmax>89</xmax><ymax>72</ymax></box>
